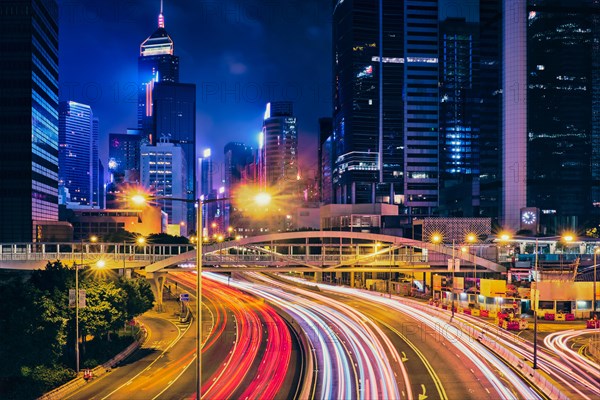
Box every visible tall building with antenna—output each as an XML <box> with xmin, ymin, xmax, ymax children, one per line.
<box><xmin>138</xmin><ymin>0</ymin><xmax>179</xmax><ymax>141</ymax></box>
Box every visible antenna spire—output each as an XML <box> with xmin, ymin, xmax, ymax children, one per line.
<box><xmin>158</xmin><ymin>0</ymin><xmax>165</xmax><ymax>28</ymax></box>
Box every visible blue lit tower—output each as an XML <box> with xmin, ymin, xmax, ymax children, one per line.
<box><xmin>58</xmin><ymin>101</ymin><xmax>94</xmax><ymax>206</ymax></box>
<box><xmin>0</xmin><ymin>0</ymin><xmax>59</xmax><ymax>241</ymax></box>
<box><xmin>138</xmin><ymin>0</ymin><xmax>179</xmax><ymax>141</ymax></box>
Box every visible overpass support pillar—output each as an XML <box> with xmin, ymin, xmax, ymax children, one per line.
<box><xmin>335</xmin><ymin>272</ymin><xmax>342</xmax><ymax>285</ymax></box>
<box><xmin>147</xmin><ymin>271</ymin><xmax>167</xmax><ymax>312</ymax></box>
<box><xmin>314</xmin><ymin>271</ymin><xmax>323</xmax><ymax>282</ymax></box>
<box><xmin>350</xmin><ymin>272</ymin><xmax>355</xmax><ymax>288</ymax></box>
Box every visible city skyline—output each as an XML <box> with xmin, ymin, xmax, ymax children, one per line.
<box><xmin>57</xmin><ymin>0</ymin><xmax>332</xmax><ymax>175</ymax></box>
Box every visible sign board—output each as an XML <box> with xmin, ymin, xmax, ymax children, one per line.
<box><xmin>433</xmin><ymin>275</ymin><xmax>442</xmax><ymax>291</ymax></box>
<box><xmin>180</xmin><ymin>293</ymin><xmax>190</xmax><ymax>302</ymax></box>
<box><xmin>454</xmin><ymin>277</ymin><xmax>464</xmax><ymax>291</ymax></box>
<box><xmin>69</xmin><ymin>289</ymin><xmax>86</xmax><ymax>308</ymax></box>
<box><xmin>79</xmin><ymin>290</ymin><xmax>86</xmax><ymax>308</ymax></box>
<box><xmin>480</xmin><ymin>279</ymin><xmax>506</xmax><ymax>298</ymax></box>
<box><xmin>69</xmin><ymin>289</ymin><xmax>76</xmax><ymax>308</ymax></box>
<box><xmin>447</xmin><ymin>258</ymin><xmax>460</xmax><ymax>272</ymax></box>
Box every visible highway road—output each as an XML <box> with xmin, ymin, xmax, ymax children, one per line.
<box><xmin>65</xmin><ymin>273</ymin><xmax>299</xmax><ymax>400</ymax></box>
<box><xmin>254</xmin><ymin>273</ymin><xmax>555</xmax><ymax>400</ymax></box>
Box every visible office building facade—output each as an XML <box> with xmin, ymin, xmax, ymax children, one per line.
<box><xmin>262</xmin><ymin>102</ymin><xmax>299</xmax><ymax>195</ymax></box>
<box><xmin>152</xmin><ymin>82</ymin><xmax>196</xmax><ymax>229</ymax></box>
<box><xmin>58</xmin><ymin>101</ymin><xmax>93</xmax><ymax>206</ymax></box>
<box><xmin>332</xmin><ymin>0</ymin><xmax>404</xmax><ymax>206</ymax></box>
<box><xmin>140</xmin><ymin>140</ymin><xmax>187</xmax><ymax>226</ymax></box>
<box><xmin>527</xmin><ymin>0</ymin><xmax>600</xmax><ymax>230</ymax></box>
<box><xmin>0</xmin><ymin>0</ymin><xmax>59</xmax><ymax>241</ymax></box>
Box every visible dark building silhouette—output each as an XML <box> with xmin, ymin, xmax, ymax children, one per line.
<box><xmin>332</xmin><ymin>0</ymin><xmax>404</xmax><ymax>206</ymax></box>
<box><xmin>318</xmin><ymin>117</ymin><xmax>334</xmax><ymax>203</ymax></box>
<box><xmin>0</xmin><ymin>0</ymin><xmax>59</xmax><ymax>241</ymax></box>
<box><xmin>527</xmin><ymin>0</ymin><xmax>600</xmax><ymax>230</ymax></box>
<box><xmin>153</xmin><ymin>82</ymin><xmax>196</xmax><ymax>228</ymax></box>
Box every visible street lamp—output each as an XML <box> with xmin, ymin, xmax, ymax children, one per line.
<box><xmin>532</xmin><ymin>236</ymin><xmax>540</xmax><ymax>369</ymax></box>
<box><xmin>431</xmin><ymin>234</ymin><xmax>442</xmax><ymax>301</ymax></box>
<box><xmin>532</xmin><ymin>233</ymin><xmax>575</xmax><ymax>369</ymax></box>
<box><xmin>594</xmin><ymin>247</ymin><xmax>599</xmax><ymax>319</ymax></box>
<box><xmin>74</xmin><ymin>254</ymin><xmax>105</xmax><ymax>374</ymax></box>
<box><xmin>130</xmin><ymin>191</ymin><xmax>271</xmax><ymax>399</ymax></box>
<box><xmin>466</xmin><ymin>233</ymin><xmax>477</xmax><ymax>304</ymax></box>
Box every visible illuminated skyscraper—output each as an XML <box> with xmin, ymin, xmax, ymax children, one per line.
<box><xmin>141</xmin><ymin>139</ymin><xmax>187</xmax><ymax>226</ymax></box>
<box><xmin>152</xmin><ymin>82</ymin><xmax>196</xmax><ymax>228</ymax></box>
<box><xmin>138</xmin><ymin>1</ymin><xmax>179</xmax><ymax>140</ymax></box>
<box><xmin>262</xmin><ymin>102</ymin><xmax>299</xmax><ymax>194</ymax></box>
<box><xmin>0</xmin><ymin>0</ymin><xmax>59</xmax><ymax>241</ymax></box>
<box><xmin>58</xmin><ymin>101</ymin><xmax>94</xmax><ymax>206</ymax></box>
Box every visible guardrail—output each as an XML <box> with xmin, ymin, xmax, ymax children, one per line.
<box><xmin>402</xmin><ymin>299</ymin><xmax>569</xmax><ymax>400</ymax></box>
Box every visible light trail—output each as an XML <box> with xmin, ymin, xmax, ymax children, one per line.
<box><xmin>281</xmin><ymin>275</ymin><xmax>545</xmax><ymax>400</ymax></box>
<box><xmin>207</xmin><ymin>272</ymin><xmax>405</xmax><ymax>400</ymax></box>
<box><xmin>173</xmin><ymin>272</ymin><xmax>293</xmax><ymax>400</ymax></box>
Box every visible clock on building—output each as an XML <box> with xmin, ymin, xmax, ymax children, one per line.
<box><xmin>520</xmin><ymin>208</ymin><xmax>539</xmax><ymax>233</ymax></box>
<box><xmin>521</xmin><ymin>211</ymin><xmax>536</xmax><ymax>224</ymax></box>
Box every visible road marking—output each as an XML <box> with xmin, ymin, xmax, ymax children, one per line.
<box><xmin>485</xmin><ymin>387</ymin><xmax>491</xmax><ymax>394</ymax></box>
<box><xmin>418</xmin><ymin>384</ymin><xmax>427</xmax><ymax>400</ymax></box>
<box><xmin>401</xmin><ymin>351</ymin><xmax>409</xmax><ymax>362</ymax></box>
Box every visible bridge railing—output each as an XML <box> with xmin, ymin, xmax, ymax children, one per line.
<box><xmin>0</xmin><ymin>243</ymin><xmax>195</xmax><ymax>263</ymax></box>
<box><xmin>202</xmin><ymin>253</ymin><xmax>430</xmax><ymax>264</ymax></box>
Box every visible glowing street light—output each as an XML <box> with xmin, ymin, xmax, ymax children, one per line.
<box><xmin>127</xmin><ymin>190</ymin><xmax>271</xmax><ymax>400</ymax></box>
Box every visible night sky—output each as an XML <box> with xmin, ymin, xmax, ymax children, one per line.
<box><xmin>58</xmin><ymin>0</ymin><xmax>332</xmax><ymax>179</ymax></box>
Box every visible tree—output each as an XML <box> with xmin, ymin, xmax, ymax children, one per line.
<box><xmin>79</xmin><ymin>281</ymin><xmax>126</xmax><ymax>341</ymax></box>
<box><xmin>118</xmin><ymin>278</ymin><xmax>155</xmax><ymax>320</ymax></box>
<box><xmin>147</xmin><ymin>232</ymin><xmax>190</xmax><ymax>244</ymax></box>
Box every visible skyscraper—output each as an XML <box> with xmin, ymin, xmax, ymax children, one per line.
<box><xmin>527</xmin><ymin>0</ymin><xmax>600</xmax><ymax>230</ymax></box>
<box><xmin>318</xmin><ymin>117</ymin><xmax>334</xmax><ymax>203</ymax></box>
<box><xmin>91</xmin><ymin>117</ymin><xmax>101</xmax><ymax>208</ymax></box>
<box><xmin>140</xmin><ymin>139</ymin><xmax>187</xmax><ymax>226</ymax></box>
<box><xmin>108</xmin><ymin>129</ymin><xmax>144</xmax><ymax>181</ymax></box>
<box><xmin>262</xmin><ymin>101</ymin><xmax>299</xmax><ymax>195</ymax></box>
<box><xmin>0</xmin><ymin>0</ymin><xmax>59</xmax><ymax>242</ymax></box>
<box><xmin>199</xmin><ymin>148</ymin><xmax>214</xmax><ymax>198</ymax></box>
<box><xmin>138</xmin><ymin>1</ymin><xmax>179</xmax><ymax>140</ymax></box>
<box><xmin>152</xmin><ymin>82</ymin><xmax>196</xmax><ymax>228</ymax></box>
<box><xmin>224</xmin><ymin>142</ymin><xmax>255</xmax><ymax>193</ymax></box>
<box><xmin>438</xmin><ymin>18</ymin><xmax>480</xmax><ymax>217</ymax></box>
<box><xmin>332</xmin><ymin>0</ymin><xmax>404</xmax><ymax>206</ymax></box>
<box><xmin>58</xmin><ymin>101</ymin><xmax>93</xmax><ymax>206</ymax></box>
<box><xmin>403</xmin><ymin>0</ymin><xmax>440</xmax><ymax>217</ymax></box>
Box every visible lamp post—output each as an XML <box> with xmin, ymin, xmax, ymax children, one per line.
<box><xmin>466</xmin><ymin>233</ymin><xmax>477</xmax><ymax>304</ymax></box>
<box><xmin>533</xmin><ymin>237</ymin><xmax>539</xmax><ymax>369</ymax></box>
<box><xmin>451</xmin><ymin>239</ymin><xmax>456</xmax><ymax>321</ymax></box>
<box><xmin>431</xmin><ymin>234</ymin><xmax>442</xmax><ymax>301</ymax></box>
<box><xmin>594</xmin><ymin>247</ymin><xmax>599</xmax><ymax>319</ymax></box>
<box><xmin>74</xmin><ymin>235</ymin><xmax>101</xmax><ymax>374</ymax></box>
<box><xmin>130</xmin><ymin>191</ymin><xmax>270</xmax><ymax>400</ymax></box>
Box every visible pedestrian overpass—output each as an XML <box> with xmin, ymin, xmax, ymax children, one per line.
<box><xmin>0</xmin><ymin>231</ymin><xmax>506</xmax><ymax>308</ymax></box>
<box><xmin>0</xmin><ymin>231</ymin><xmax>506</xmax><ymax>273</ymax></box>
